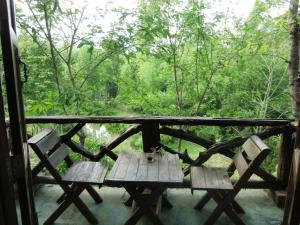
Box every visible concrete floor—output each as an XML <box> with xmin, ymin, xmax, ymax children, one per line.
<box><xmin>34</xmin><ymin>185</ymin><xmax>283</xmax><ymax>225</ymax></box>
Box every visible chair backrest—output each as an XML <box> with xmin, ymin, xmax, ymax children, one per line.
<box><xmin>233</xmin><ymin>135</ymin><xmax>270</xmax><ymax>189</ymax></box>
<box><xmin>28</xmin><ymin>129</ymin><xmax>70</xmax><ymax>180</ymax></box>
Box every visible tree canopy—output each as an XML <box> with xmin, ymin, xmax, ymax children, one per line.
<box><xmin>14</xmin><ymin>0</ymin><xmax>291</xmax><ymax>120</ymax></box>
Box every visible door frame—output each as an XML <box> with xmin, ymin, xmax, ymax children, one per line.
<box><xmin>0</xmin><ymin>0</ymin><xmax>38</xmax><ymax>224</ymax></box>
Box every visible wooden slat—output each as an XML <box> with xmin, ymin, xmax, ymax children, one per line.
<box><xmin>158</xmin><ymin>154</ymin><xmax>169</xmax><ymax>181</ymax></box>
<box><xmin>168</xmin><ymin>154</ymin><xmax>181</xmax><ymax>181</ymax></box>
<box><xmin>234</xmin><ymin>152</ymin><xmax>249</xmax><ymax>176</ymax></box>
<box><xmin>147</xmin><ymin>153</ymin><xmax>159</xmax><ymax>181</ymax></box>
<box><xmin>243</xmin><ymin>135</ymin><xmax>269</xmax><ymax>160</ymax></box>
<box><xmin>62</xmin><ymin>161</ymin><xmax>108</xmax><ymax>184</ymax></box>
<box><xmin>108</xmin><ymin>152</ymin><xmax>123</xmax><ymax>180</ymax></box>
<box><xmin>191</xmin><ymin>167</ymin><xmax>206</xmax><ymax>190</ymax></box>
<box><xmin>250</xmin><ymin>135</ymin><xmax>270</xmax><ymax>151</ymax></box>
<box><xmin>125</xmin><ymin>152</ymin><xmax>139</xmax><ymax>181</ymax></box>
<box><xmin>215</xmin><ymin>168</ymin><xmax>233</xmax><ymax>189</ymax></box>
<box><xmin>48</xmin><ymin>144</ymin><xmax>69</xmax><ymax>168</ymax></box>
<box><xmin>29</xmin><ymin>129</ymin><xmax>60</xmax><ymax>154</ymax></box>
<box><xmin>106</xmin><ymin>151</ymin><xmax>132</xmax><ymax>181</ymax></box>
<box><xmin>191</xmin><ymin>167</ymin><xmax>233</xmax><ymax>190</ymax></box>
<box><xmin>115</xmin><ymin>152</ymin><xmax>131</xmax><ymax>179</ymax></box>
<box><xmin>28</xmin><ymin>129</ymin><xmax>53</xmax><ymax>144</ymax></box>
<box><xmin>204</xmin><ymin>168</ymin><xmax>219</xmax><ymax>189</ymax></box>
<box><xmin>136</xmin><ymin>153</ymin><xmax>148</xmax><ymax>181</ymax></box>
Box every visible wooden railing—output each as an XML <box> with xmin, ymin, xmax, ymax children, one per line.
<box><xmin>26</xmin><ymin>116</ymin><xmax>294</xmax><ymax>191</ymax></box>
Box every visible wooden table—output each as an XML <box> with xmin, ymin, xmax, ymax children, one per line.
<box><xmin>106</xmin><ymin>151</ymin><xmax>184</xmax><ymax>225</ymax></box>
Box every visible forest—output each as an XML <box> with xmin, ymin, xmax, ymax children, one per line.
<box><xmin>0</xmin><ymin>0</ymin><xmax>295</xmax><ymax>172</ymax></box>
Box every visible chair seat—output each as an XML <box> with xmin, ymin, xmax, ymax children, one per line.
<box><xmin>62</xmin><ymin>161</ymin><xmax>108</xmax><ymax>184</ymax></box>
<box><xmin>191</xmin><ymin>167</ymin><xmax>233</xmax><ymax>191</ymax></box>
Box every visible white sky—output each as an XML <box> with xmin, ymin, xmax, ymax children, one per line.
<box><xmin>85</xmin><ymin>0</ymin><xmax>257</xmax><ymax>31</ymax></box>
<box><xmin>80</xmin><ymin>0</ymin><xmax>288</xmax><ymax>32</ymax></box>
<box><xmin>17</xmin><ymin>0</ymin><xmax>289</xmax><ymax>38</ymax></box>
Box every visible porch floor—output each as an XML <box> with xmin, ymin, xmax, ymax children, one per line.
<box><xmin>34</xmin><ymin>185</ymin><xmax>283</xmax><ymax>225</ymax></box>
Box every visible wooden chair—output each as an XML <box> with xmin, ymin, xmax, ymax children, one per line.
<box><xmin>28</xmin><ymin>129</ymin><xmax>108</xmax><ymax>225</ymax></box>
<box><xmin>191</xmin><ymin>135</ymin><xmax>270</xmax><ymax>225</ymax></box>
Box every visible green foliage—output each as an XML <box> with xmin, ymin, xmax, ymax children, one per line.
<box><xmin>17</xmin><ymin>0</ymin><xmax>292</xmax><ymax>174</ymax></box>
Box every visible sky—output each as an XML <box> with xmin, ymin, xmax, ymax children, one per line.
<box><xmin>79</xmin><ymin>0</ymin><xmax>288</xmax><ymax>32</ymax></box>
<box><xmin>85</xmin><ymin>0</ymin><xmax>257</xmax><ymax>31</ymax></box>
<box><xmin>17</xmin><ymin>0</ymin><xmax>289</xmax><ymax>38</ymax></box>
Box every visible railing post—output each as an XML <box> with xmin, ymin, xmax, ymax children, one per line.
<box><xmin>268</xmin><ymin>125</ymin><xmax>295</xmax><ymax>207</ymax></box>
<box><xmin>277</xmin><ymin>125</ymin><xmax>295</xmax><ymax>186</ymax></box>
<box><xmin>141</xmin><ymin>122</ymin><xmax>160</xmax><ymax>152</ymax></box>
<box><xmin>282</xmin><ymin>149</ymin><xmax>300</xmax><ymax>225</ymax></box>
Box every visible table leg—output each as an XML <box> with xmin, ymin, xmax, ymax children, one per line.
<box><xmin>124</xmin><ymin>187</ymin><xmax>144</xmax><ymax>206</ymax></box>
<box><xmin>124</xmin><ymin>185</ymin><xmax>166</xmax><ymax>225</ymax></box>
<box><xmin>162</xmin><ymin>194</ymin><xmax>173</xmax><ymax>208</ymax></box>
<box><xmin>124</xmin><ymin>188</ymin><xmax>173</xmax><ymax>208</ymax></box>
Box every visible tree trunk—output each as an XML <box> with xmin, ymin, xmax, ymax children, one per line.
<box><xmin>288</xmin><ymin>0</ymin><xmax>300</xmax><ymax>119</ymax></box>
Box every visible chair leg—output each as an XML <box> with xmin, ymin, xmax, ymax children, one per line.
<box><xmin>125</xmin><ymin>209</ymin><xmax>143</xmax><ymax>225</ymax></box>
<box><xmin>225</xmin><ymin>209</ymin><xmax>245</xmax><ymax>225</ymax></box>
<box><xmin>44</xmin><ymin>199</ymin><xmax>73</xmax><ymax>225</ymax></box>
<box><xmin>44</xmin><ymin>185</ymin><xmax>98</xmax><ymax>225</ymax></box>
<box><xmin>194</xmin><ymin>192</ymin><xmax>211</xmax><ymax>210</ymax></box>
<box><xmin>204</xmin><ymin>191</ymin><xmax>245</xmax><ymax>225</ymax></box>
<box><xmin>86</xmin><ymin>185</ymin><xmax>103</xmax><ymax>203</ymax></box>
<box><xmin>56</xmin><ymin>193</ymin><xmax>66</xmax><ymax>204</ymax></box>
<box><xmin>218</xmin><ymin>191</ymin><xmax>245</xmax><ymax>214</ymax></box>
<box><xmin>44</xmin><ymin>186</ymin><xmax>84</xmax><ymax>225</ymax></box>
<box><xmin>57</xmin><ymin>184</ymin><xmax>76</xmax><ymax>204</ymax></box>
<box><xmin>231</xmin><ymin>200</ymin><xmax>245</xmax><ymax>214</ymax></box>
<box><xmin>73</xmin><ymin>196</ymin><xmax>98</xmax><ymax>224</ymax></box>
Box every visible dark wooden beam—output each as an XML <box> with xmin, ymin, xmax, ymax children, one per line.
<box><xmin>96</xmin><ymin>125</ymin><xmax>142</xmax><ymax>160</ymax></box>
<box><xmin>64</xmin><ymin>139</ymin><xmax>100</xmax><ymax>160</ymax></box>
<box><xmin>25</xmin><ymin>116</ymin><xmax>291</xmax><ymax>126</ymax></box>
<box><xmin>142</xmin><ymin>123</ymin><xmax>160</xmax><ymax>152</ymax></box>
<box><xmin>159</xmin><ymin>143</ymin><xmax>194</xmax><ymax>164</ymax></box>
<box><xmin>106</xmin><ymin>125</ymin><xmax>142</xmax><ymax>150</ymax></box>
<box><xmin>159</xmin><ymin>126</ymin><xmax>214</xmax><ymax>148</ymax></box>
<box><xmin>61</xmin><ymin>123</ymin><xmax>86</xmax><ymax>142</ymax></box>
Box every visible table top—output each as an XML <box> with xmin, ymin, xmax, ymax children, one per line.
<box><xmin>106</xmin><ymin>151</ymin><xmax>184</xmax><ymax>187</ymax></box>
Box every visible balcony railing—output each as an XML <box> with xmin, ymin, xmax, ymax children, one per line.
<box><xmin>25</xmin><ymin>115</ymin><xmax>293</xmax><ymax>196</ymax></box>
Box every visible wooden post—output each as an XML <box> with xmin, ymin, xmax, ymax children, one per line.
<box><xmin>268</xmin><ymin>125</ymin><xmax>295</xmax><ymax>207</ymax></box>
<box><xmin>141</xmin><ymin>123</ymin><xmax>160</xmax><ymax>152</ymax></box>
<box><xmin>278</xmin><ymin>125</ymin><xmax>295</xmax><ymax>186</ymax></box>
<box><xmin>282</xmin><ymin>149</ymin><xmax>300</xmax><ymax>225</ymax></box>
